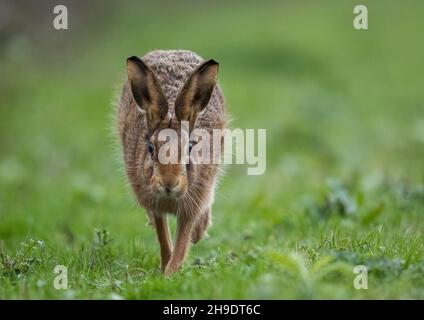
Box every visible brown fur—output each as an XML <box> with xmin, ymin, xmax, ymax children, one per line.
<box><xmin>117</xmin><ymin>50</ymin><xmax>227</xmax><ymax>274</ymax></box>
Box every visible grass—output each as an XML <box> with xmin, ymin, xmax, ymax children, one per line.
<box><xmin>0</xmin><ymin>0</ymin><xmax>423</xmax><ymax>299</ymax></box>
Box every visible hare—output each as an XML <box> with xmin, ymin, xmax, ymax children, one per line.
<box><xmin>117</xmin><ymin>50</ymin><xmax>227</xmax><ymax>275</ymax></box>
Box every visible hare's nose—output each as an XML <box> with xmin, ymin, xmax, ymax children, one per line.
<box><xmin>160</xmin><ymin>180</ymin><xmax>179</xmax><ymax>192</ymax></box>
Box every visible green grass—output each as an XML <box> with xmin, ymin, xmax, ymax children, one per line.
<box><xmin>0</xmin><ymin>0</ymin><xmax>423</xmax><ymax>299</ymax></box>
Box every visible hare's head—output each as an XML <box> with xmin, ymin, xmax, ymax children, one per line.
<box><xmin>127</xmin><ymin>56</ymin><xmax>218</xmax><ymax>198</ymax></box>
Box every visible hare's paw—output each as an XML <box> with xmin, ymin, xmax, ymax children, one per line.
<box><xmin>164</xmin><ymin>261</ymin><xmax>181</xmax><ymax>276</ymax></box>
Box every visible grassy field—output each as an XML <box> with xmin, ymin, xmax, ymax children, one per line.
<box><xmin>0</xmin><ymin>0</ymin><xmax>423</xmax><ymax>299</ymax></box>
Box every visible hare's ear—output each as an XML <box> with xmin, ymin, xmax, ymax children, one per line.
<box><xmin>127</xmin><ymin>56</ymin><xmax>168</xmax><ymax>131</ymax></box>
<box><xmin>175</xmin><ymin>59</ymin><xmax>219</xmax><ymax>128</ymax></box>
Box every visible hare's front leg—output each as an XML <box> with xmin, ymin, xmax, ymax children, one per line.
<box><xmin>153</xmin><ymin>215</ymin><xmax>173</xmax><ymax>272</ymax></box>
<box><xmin>191</xmin><ymin>207</ymin><xmax>211</xmax><ymax>244</ymax></box>
<box><xmin>164</xmin><ymin>216</ymin><xmax>195</xmax><ymax>275</ymax></box>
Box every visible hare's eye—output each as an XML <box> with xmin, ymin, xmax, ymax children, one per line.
<box><xmin>147</xmin><ymin>142</ymin><xmax>154</xmax><ymax>155</ymax></box>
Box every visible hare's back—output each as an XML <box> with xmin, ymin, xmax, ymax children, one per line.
<box><xmin>142</xmin><ymin>50</ymin><xmax>203</xmax><ymax>107</ymax></box>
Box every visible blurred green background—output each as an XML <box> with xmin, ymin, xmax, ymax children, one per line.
<box><xmin>0</xmin><ymin>0</ymin><xmax>423</xmax><ymax>299</ymax></box>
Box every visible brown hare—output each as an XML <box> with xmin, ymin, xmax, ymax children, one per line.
<box><xmin>117</xmin><ymin>50</ymin><xmax>227</xmax><ymax>275</ymax></box>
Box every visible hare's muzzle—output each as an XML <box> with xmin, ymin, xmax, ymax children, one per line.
<box><xmin>157</xmin><ymin>174</ymin><xmax>187</xmax><ymax>198</ymax></box>
<box><xmin>160</xmin><ymin>180</ymin><xmax>178</xmax><ymax>193</ymax></box>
